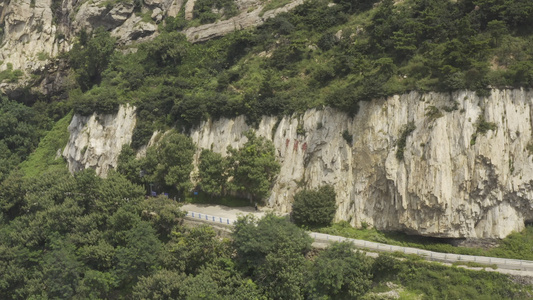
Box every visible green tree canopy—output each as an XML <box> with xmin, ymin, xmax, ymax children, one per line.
<box><xmin>232</xmin><ymin>214</ymin><xmax>312</xmax><ymax>299</ymax></box>
<box><xmin>198</xmin><ymin>149</ymin><xmax>228</xmax><ymax>197</ymax></box>
<box><xmin>292</xmin><ymin>185</ymin><xmax>337</xmax><ymax>227</ymax></box>
<box><xmin>69</xmin><ymin>27</ymin><xmax>116</xmax><ymax>92</ymax></box>
<box><xmin>307</xmin><ymin>242</ymin><xmax>373</xmax><ymax>299</ymax></box>
<box><xmin>227</xmin><ymin>132</ymin><xmax>280</xmax><ymax>202</ymax></box>
<box><xmin>142</xmin><ymin>131</ymin><xmax>196</xmax><ymax>193</ymax></box>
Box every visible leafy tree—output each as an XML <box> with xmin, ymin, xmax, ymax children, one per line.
<box><xmin>142</xmin><ymin>131</ymin><xmax>196</xmax><ymax>193</ymax></box>
<box><xmin>0</xmin><ymin>170</ymin><xmax>26</xmax><ymax>222</ymax></box>
<box><xmin>232</xmin><ymin>214</ymin><xmax>312</xmax><ymax>298</ymax></box>
<box><xmin>292</xmin><ymin>185</ymin><xmax>337</xmax><ymax>227</ymax></box>
<box><xmin>78</xmin><ymin>269</ymin><xmax>117</xmax><ymax>299</ymax></box>
<box><xmin>198</xmin><ymin>149</ymin><xmax>228</xmax><ymax>197</ymax></box>
<box><xmin>227</xmin><ymin>132</ymin><xmax>280</xmax><ymax>202</ymax></box>
<box><xmin>193</xmin><ymin>0</ymin><xmax>238</xmax><ymax>24</ymax></box>
<box><xmin>167</xmin><ymin>225</ymin><xmax>231</xmax><ymax>275</ymax></box>
<box><xmin>73</xmin><ymin>85</ymin><xmax>121</xmax><ymax>115</ymax></box>
<box><xmin>141</xmin><ymin>195</ymin><xmax>185</xmax><ymax>239</ymax></box>
<box><xmin>41</xmin><ymin>238</ymin><xmax>84</xmax><ymax>299</ymax></box>
<box><xmin>0</xmin><ymin>97</ymin><xmax>44</xmax><ymax>183</ymax></box>
<box><xmin>307</xmin><ymin>242</ymin><xmax>373</xmax><ymax>299</ymax></box>
<box><xmin>181</xmin><ymin>260</ymin><xmax>262</xmax><ymax>299</ymax></box>
<box><xmin>138</xmin><ymin>32</ymin><xmax>189</xmax><ymax>74</ymax></box>
<box><xmin>117</xmin><ymin>144</ymin><xmax>143</xmax><ymax>184</ymax></box>
<box><xmin>115</xmin><ymin>222</ymin><xmax>163</xmax><ymax>286</ymax></box>
<box><xmin>256</xmin><ymin>248</ymin><xmax>309</xmax><ymax>299</ymax></box>
<box><xmin>69</xmin><ymin>27</ymin><xmax>116</xmax><ymax>91</ymax></box>
<box><xmin>371</xmin><ymin>253</ymin><xmax>401</xmax><ymax>282</ymax></box>
<box><xmin>132</xmin><ymin>269</ymin><xmax>186</xmax><ymax>300</ymax></box>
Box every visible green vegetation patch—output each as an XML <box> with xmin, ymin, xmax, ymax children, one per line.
<box><xmin>0</xmin><ymin>169</ymin><xmax>529</xmax><ymax>299</ymax></box>
<box><xmin>396</xmin><ymin>121</ymin><xmax>416</xmax><ymax>160</ymax></box>
<box><xmin>64</xmin><ymin>0</ymin><xmax>533</xmax><ymax>152</ymax></box>
<box><xmin>19</xmin><ymin>112</ymin><xmax>72</xmax><ymax>178</ymax></box>
<box><xmin>0</xmin><ymin>63</ymin><xmax>23</xmax><ymax>83</ymax></box>
<box><xmin>372</xmin><ymin>254</ymin><xmax>530</xmax><ymax>300</ymax></box>
<box><xmin>292</xmin><ymin>185</ymin><xmax>337</xmax><ymax>227</ymax></box>
<box><xmin>184</xmin><ymin>190</ymin><xmax>251</xmax><ymax>207</ymax></box>
<box><xmin>319</xmin><ymin>221</ymin><xmax>533</xmax><ymax>261</ymax></box>
<box><xmin>261</xmin><ymin>0</ymin><xmax>292</xmax><ymax>15</ymax></box>
<box><xmin>193</xmin><ymin>0</ymin><xmax>238</xmax><ymax>24</ymax></box>
<box><xmin>471</xmin><ymin>114</ymin><xmax>497</xmax><ymax>145</ymax></box>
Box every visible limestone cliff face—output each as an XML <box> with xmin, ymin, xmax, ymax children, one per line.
<box><xmin>0</xmin><ymin>0</ymin><xmax>63</xmax><ymax>75</ymax></box>
<box><xmin>190</xmin><ymin>89</ymin><xmax>533</xmax><ymax>239</ymax></box>
<box><xmin>62</xmin><ymin>105</ymin><xmax>136</xmax><ymax>177</ymax></box>
<box><xmin>63</xmin><ymin>89</ymin><xmax>533</xmax><ymax>239</ymax></box>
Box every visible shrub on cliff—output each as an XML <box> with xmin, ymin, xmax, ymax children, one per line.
<box><xmin>292</xmin><ymin>185</ymin><xmax>337</xmax><ymax>227</ymax></box>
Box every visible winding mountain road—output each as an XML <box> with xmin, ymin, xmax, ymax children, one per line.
<box><xmin>181</xmin><ymin>203</ymin><xmax>533</xmax><ymax>277</ymax></box>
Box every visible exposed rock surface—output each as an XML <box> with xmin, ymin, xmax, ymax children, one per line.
<box><xmin>63</xmin><ymin>89</ymin><xmax>533</xmax><ymax>239</ymax></box>
<box><xmin>6</xmin><ymin>0</ymin><xmax>533</xmax><ymax>239</ymax></box>
<box><xmin>0</xmin><ymin>0</ymin><xmax>61</xmax><ymax>73</ymax></box>
<box><xmin>63</xmin><ymin>105</ymin><xmax>136</xmax><ymax>177</ymax></box>
<box><xmin>184</xmin><ymin>0</ymin><xmax>304</xmax><ymax>42</ymax></box>
<box><xmin>188</xmin><ymin>89</ymin><xmax>533</xmax><ymax>239</ymax></box>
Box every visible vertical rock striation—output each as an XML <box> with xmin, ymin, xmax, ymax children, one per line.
<box><xmin>63</xmin><ymin>105</ymin><xmax>136</xmax><ymax>177</ymax></box>
<box><xmin>190</xmin><ymin>89</ymin><xmax>533</xmax><ymax>239</ymax></box>
<box><xmin>64</xmin><ymin>89</ymin><xmax>533</xmax><ymax>239</ymax></box>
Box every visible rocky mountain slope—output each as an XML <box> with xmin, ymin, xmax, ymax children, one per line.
<box><xmin>5</xmin><ymin>0</ymin><xmax>533</xmax><ymax>240</ymax></box>
<box><xmin>63</xmin><ymin>89</ymin><xmax>533</xmax><ymax>239</ymax></box>
<box><xmin>0</xmin><ymin>0</ymin><xmax>303</xmax><ymax>95</ymax></box>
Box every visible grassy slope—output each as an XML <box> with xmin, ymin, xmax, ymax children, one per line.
<box><xmin>319</xmin><ymin>221</ymin><xmax>533</xmax><ymax>260</ymax></box>
<box><xmin>19</xmin><ymin>112</ymin><xmax>72</xmax><ymax>178</ymax></box>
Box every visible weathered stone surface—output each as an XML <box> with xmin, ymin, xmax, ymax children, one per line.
<box><xmin>63</xmin><ymin>105</ymin><xmax>136</xmax><ymax>177</ymax></box>
<box><xmin>111</xmin><ymin>15</ymin><xmax>158</xmax><ymax>45</ymax></box>
<box><xmin>188</xmin><ymin>89</ymin><xmax>533</xmax><ymax>239</ymax></box>
<box><xmin>0</xmin><ymin>0</ymin><xmax>303</xmax><ymax>92</ymax></box>
<box><xmin>0</xmin><ymin>0</ymin><xmax>59</xmax><ymax>74</ymax></box>
<box><xmin>73</xmin><ymin>1</ymin><xmax>134</xmax><ymax>31</ymax></box>
<box><xmin>64</xmin><ymin>89</ymin><xmax>533</xmax><ymax>239</ymax></box>
<box><xmin>184</xmin><ymin>0</ymin><xmax>304</xmax><ymax>42</ymax></box>
<box><xmin>184</xmin><ymin>0</ymin><xmax>196</xmax><ymax>20</ymax></box>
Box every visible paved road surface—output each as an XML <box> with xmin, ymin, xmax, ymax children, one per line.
<box><xmin>181</xmin><ymin>203</ymin><xmax>533</xmax><ymax>277</ymax></box>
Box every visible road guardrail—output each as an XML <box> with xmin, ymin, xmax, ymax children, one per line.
<box><xmin>184</xmin><ymin>211</ymin><xmax>533</xmax><ymax>271</ymax></box>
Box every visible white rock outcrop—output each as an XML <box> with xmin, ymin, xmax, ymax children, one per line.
<box><xmin>0</xmin><ymin>0</ymin><xmax>61</xmax><ymax>73</ymax></box>
<box><xmin>63</xmin><ymin>105</ymin><xmax>136</xmax><ymax>177</ymax></box>
<box><xmin>184</xmin><ymin>0</ymin><xmax>304</xmax><ymax>42</ymax></box>
<box><xmin>189</xmin><ymin>89</ymin><xmax>533</xmax><ymax>239</ymax></box>
<box><xmin>61</xmin><ymin>92</ymin><xmax>533</xmax><ymax>239</ymax></box>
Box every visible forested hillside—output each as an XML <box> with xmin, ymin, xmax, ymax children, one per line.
<box><xmin>0</xmin><ymin>169</ymin><xmax>530</xmax><ymax>298</ymax></box>
<box><xmin>2</xmin><ymin>0</ymin><xmax>533</xmax><ymax>298</ymax></box>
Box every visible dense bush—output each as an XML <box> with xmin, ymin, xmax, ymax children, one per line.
<box><xmin>68</xmin><ymin>27</ymin><xmax>116</xmax><ymax>91</ymax></box>
<box><xmin>396</xmin><ymin>121</ymin><xmax>416</xmax><ymax>160</ymax></box>
<box><xmin>198</xmin><ymin>149</ymin><xmax>228</xmax><ymax>197</ymax></box>
<box><xmin>193</xmin><ymin>0</ymin><xmax>238</xmax><ymax>24</ymax></box>
<box><xmin>141</xmin><ymin>131</ymin><xmax>196</xmax><ymax>193</ymax></box>
<box><xmin>292</xmin><ymin>185</ymin><xmax>337</xmax><ymax>227</ymax></box>
<box><xmin>0</xmin><ymin>97</ymin><xmax>50</xmax><ymax>183</ymax></box>
<box><xmin>232</xmin><ymin>213</ymin><xmax>312</xmax><ymax>298</ymax></box>
<box><xmin>308</xmin><ymin>242</ymin><xmax>373</xmax><ymax>299</ymax></box>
